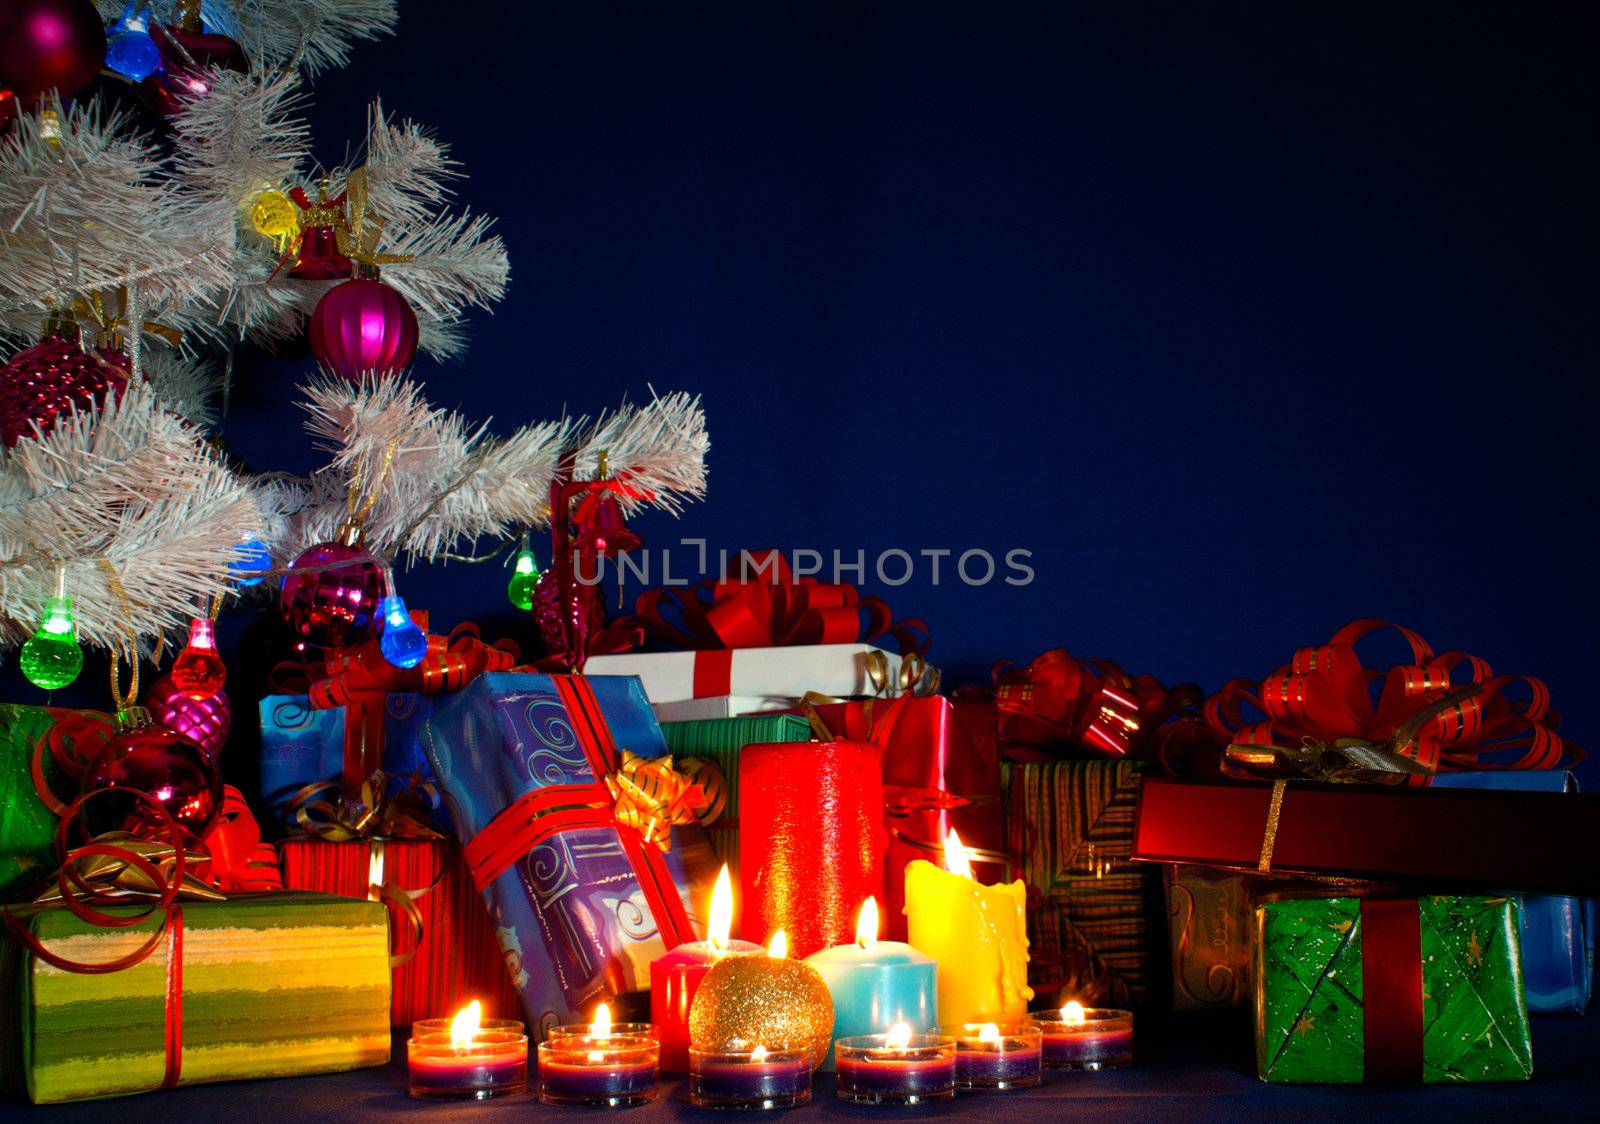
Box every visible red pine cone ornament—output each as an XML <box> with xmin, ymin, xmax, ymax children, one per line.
<box><xmin>308</xmin><ymin>273</ymin><xmax>419</xmax><ymax>380</ymax></box>
<box><xmin>0</xmin><ymin>333</ymin><xmax>129</xmax><ymax>448</ymax></box>
<box><xmin>145</xmin><ymin>673</ymin><xmax>232</xmax><ymax>759</ymax></box>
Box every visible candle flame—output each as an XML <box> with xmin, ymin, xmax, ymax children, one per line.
<box><xmin>1063</xmin><ymin>1001</ymin><xmax>1086</xmax><ymax>1026</ymax></box>
<box><xmin>944</xmin><ymin>829</ymin><xmax>973</xmax><ymax>878</ymax></box>
<box><xmin>855</xmin><ymin>897</ymin><xmax>879</xmax><ymax>950</ymax></box>
<box><xmin>594</xmin><ymin>1002</ymin><xmax>612</xmax><ymax>1036</ymax></box>
<box><xmin>768</xmin><ymin>929</ymin><xmax>788</xmax><ymax>959</ymax></box>
<box><xmin>449</xmin><ymin>1000</ymin><xmax>481</xmax><ymax>1048</ymax></box>
<box><xmin>709</xmin><ymin>864</ymin><xmax>733</xmax><ymax>950</ymax></box>
<box><xmin>978</xmin><ymin>1023</ymin><xmax>1002</xmax><ymax>1044</ymax></box>
<box><xmin>751</xmin><ymin>1044</ymin><xmax>768</xmax><ymax>1062</ymax></box>
<box><xmin>886</xmin><ymin>1022</ymin><xmax>913</xmax><ymax>1049</ymax></box>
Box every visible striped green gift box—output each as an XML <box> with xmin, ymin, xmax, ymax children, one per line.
<box><xmin>0</xmin><ymin>890</ymin><xmax>391</xmax><ymax>1104</ymax></box>
<box><xmin>662</xmin><ymin>713</ymin><xmax>812</xmax><ymax>878</ymax></box>
<box><xmin>1002</xmin><ymin>759</ymin><xmax>1163</xmax><ymax>1008</ymax></box>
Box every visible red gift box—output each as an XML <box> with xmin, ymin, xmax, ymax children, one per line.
<box><xmin>279</xmin><ymin>837</ymin><xmax>522</xmax><ymax>1026</ymax></box>
<box><xmin>1131</xmin><ymin>775</ymin><xmax>1600</xmax><ymax>897</ymax></box>
<box><xmin>805</xmin><ymin>696</ymin><xmax>1006</xmax><ymax>941</ymax></box>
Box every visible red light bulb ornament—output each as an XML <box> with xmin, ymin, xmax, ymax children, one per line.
<box><xmin>169</xmin><ymin>613</ymin><xmax>226</xmax><ymax>700</ymax></box>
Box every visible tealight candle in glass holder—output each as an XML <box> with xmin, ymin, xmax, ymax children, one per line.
<box><xmin>538</xmin><ymin>1004</ymin><xmax>660</xmax><ymax>1107</ymax></box>
<box><xmin>939</xmin><ymin>1022</ymin><xmax>1042</xmax><ymax>1090</ymax></box>
<box><xmin>834</xmin><ymin>1023</ymin><xmax>956</xmax><ymax>1105</ymax></box>
<box><xmin>1034</xmin><ymin>1002</ymin><xmax>1133</xmax><ymax>1070</ymax></box>
<box><xmin>690</xmin><ymin>1040</ymin><xmax>812</xmax><ymax>1110</ymax></box>
<box><xmin>408</xmin><ymin>1002</ymin><xmax>528</xmax><ymax>1100</ymax></box>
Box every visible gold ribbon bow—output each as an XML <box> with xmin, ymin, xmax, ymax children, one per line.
<box><xmin>337</xmin><ymin>167</ymin><xmax>416</xmax><ymax>268</ymax></box>
<box><xmin>284</xmin><ymin>771</ymin><xmax>445</xmax><ymax>843</ymax></box>
<box><xmin>865</xmin><ymin>649</ymin><xmax>941</xmax><ymax>699</ymax></box>
<box><xmin>604</xmin><ymin>750</ymin><xmax>725</xmax><ymax>853</ymax></box>
<box><xmin>65</xmin><ymin>289</ymin><xmax>183</xmax><ymax>350</ymax></box>
<box><xmin>30</xmin><ymin>836</ymin><xmax>225</xmax><ymax>905</ymax></box>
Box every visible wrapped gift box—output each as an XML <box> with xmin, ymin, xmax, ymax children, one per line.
<box><xmin>1254</xmin><ymin>894</ymin><xmax>1532</xmax><ymax>1083</ymax></box>
<box><xmin>652</xmin><ymin>696</ymin><xmax>801</xmax><ymax>723</ymax></box>
<box><xmin>0</xmin><ymin>891</ymin><xmax>390</xmax><ymax>1103</ymax></box>
<box><xmin>810</xmin><ymin>696</ymin><xmax>1005</xmax><ymax>941</ymax></box>
<box><xmin>1003</xmin><ymin>759</ymin><xmax>1163</xmax><ymax>1007</ymax></box>
<box><xmin>585</xmin><ymin>643</ymin><xmax>904</xmax><ymax>707</ymax></box>
<box><xmin>279</xmin><ymin>837</ymin><xmax>522</xmax><ymax>1026</ymax></box>
<box><xmin>421</xmin><ymin>672</ymin><xmax>720</xmax><ymax>1034</ymax></box>
<box><xmin>661</xmin><ymin>713</ymin><xmax>812</xmax><ymax>878</ymax></box>
<box><xmin>1132</xmin><ymin>776</ymin><xmax>1600</xmax><ymax>897</ymax></box>
<box><xmin>0</xmin><ymin>705</ymin><xmax>112</xmax><ymax>900</ymax></box>
<box><xmin>259</xmin><ymin>693</ymin><xmax>447</xmax><ymax>832</ymax></box>
<box><xmin>1164</xmin><ymin>863</ymin><xmax>1255</xmax><ymax>1011</ymax></box>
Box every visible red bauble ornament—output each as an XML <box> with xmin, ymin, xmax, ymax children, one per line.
<box><xmin>0</xmin><ymin>0</ymin><xmax>107</xmax><ymax>102</ymax></box>
<box><xmin>0</xmin><ymin>89</ymin><xmax>18</xmax><ymax>134</ymax></box>
<box><xmin>169</xmin><ymin>617</ymin><xmax>227</xmax><ymax>700</ymax></box>
<box><xmin>79</xmin><ymin>711</ymin><xmax>224</xmax><ymax>841</ymax></box>
<box><xmin>145</xmin><ymin>673</ymin><xmax>232</xmax><ymax>759</ymax></box>
<box><xmin>137</xmin><ymin>21</ymin><xmax>248</xmax><ymax>119</ymax></box>
<box><xmin>279</xmin><ymin>525</ymin><xmax>386</xmax><ymax>649</ymax></box>
<box><xmin>309</xmin><ymin>274</ymin><xmax>419</xmax><ymax>379</ymax></box>
<box><xmin>0</xmin><ymin>331</ymin><xmax>129</xmax><ymax>448</ymax></box>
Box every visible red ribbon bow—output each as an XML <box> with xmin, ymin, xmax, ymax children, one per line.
<box><xmin>984</xmin><ymin>649</ymin><xmax>1188</xmax><ymax>761</ymax></box>
<box><xmin>1204</xmin><ymin>618</ymin><xmax>1583</xmax><ymax>778</ymax></box>
<box><xmin>281</xmin><ymin>615</ymin><xmax>519</xmax><ymax>799</ymax></box>
<box><xmin>631</xmin><ymin>549</ymin><xmax>930</xmax><ymax>655</ymax></box>
<box><xmin>191</xmin><ymin>787</ymin><xmax>284</xmax><ymax>893</ymax></box>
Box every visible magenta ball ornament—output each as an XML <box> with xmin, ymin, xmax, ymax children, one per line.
<box><xmin>308</xmin><ymin>276</ymin><xmax>419</xmax><ymax>380</ymax></box>
<box><xmin>0</xmin><ymin>0</ymin><xmax>107</xmax><ymax>102</ymax></box>
<box><xmin>279</xmin><ymin>538</ymin><xmax>386</xmax><ymax>650</ymax></box>
<box><xmin>145</xmin><ymin>673</ymin><xmax>232</xmax><ymax>759</ymax></box>
<box><xmin>80</xmin><ymin>722</ymin><xmax>224</xmax><ymax>841</ymax></box>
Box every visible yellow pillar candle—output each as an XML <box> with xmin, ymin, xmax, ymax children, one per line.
<box><xmin>905</xmin><ymin>829</ymin><xmax>1033</xmax><ymax>1025</ymax></box>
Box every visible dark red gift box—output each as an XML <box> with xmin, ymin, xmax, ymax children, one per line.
<box><xmin>1131</xmin><ymin>776</ymin><xmax>1600</xmax><ymax>897</ymax></box>
<box><xmin>279</xmin><ymin>837</ymin><xmax>523</xmax><ymax>1026</ymax></box>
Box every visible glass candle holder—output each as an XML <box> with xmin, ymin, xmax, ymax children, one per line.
<box><xmin>407</xmin><ymin>1029</ymin><xmax>528</xmax><ymax>1099</ymax></box>
<box><xmin>413</xmin><ymin>1016</ymin><xmax>525</xmax><ymax>1036</ymax></box>
<box><xmin>1034</xmin><ymin>1007</ymin><xmax>1134</xmax><ymax>1070</ymax></box>
<box><xmin>538</xmin><ymin>1034</ymin><xmax>661</xmax><ymax>1107</ymax></box>
<box><xmin>689</xmin><ymin>1041</ymin><xmax>813</xmax><ymax>1110</ymax></box>
<box><xmin>834</xmin><ymin>1033</ymin><xmax>956</xmax><ymax>1105</ymax></box>
<box><xmin>938</xmin><ymin>1023</ymin><xmax>1043</xmax><ymax>1090</ymax></box>
<box><xmin>547</xmin><ymin>1022</ymin><xmax>658</xmax><ymax>1040</ymax></box>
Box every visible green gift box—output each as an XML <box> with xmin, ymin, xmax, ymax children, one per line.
<box><xmin>0</xmin><ymin>890</ymin><xmax>392</xmax><ymax>1103</ymax></box>
<box><xmin>661</xmin><ymin>713</ymin><xmax>811</xmax><ymax>879</ymax></box>
<box><xmin>1254</xmin><ymin>895</ymin><xmax>1532</xmax><ymax>1084</ymax></box>
<box><xmin>0</xmin><ymin>704</ymin><xmax>113</xmax><ymax>902</ymax></box>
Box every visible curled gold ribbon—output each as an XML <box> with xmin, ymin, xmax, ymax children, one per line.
<box><xmin>338</xmin><ymin>167</ymin><xmax>416</xmax><ymax>268</ymax></box>
<box><xmin>284</xmin><ymin>771</ymin><xmax>444</xmax><ymax>843</ymax></box>
<box><xmin>865</xmin><ymin>649</ymin><xmax>941</xmax><ymax>698</ymax></box>
<box><xmin>603</xmin><ymin>750</ymin><xmax>725</xmax><ymax>853</ymax></box>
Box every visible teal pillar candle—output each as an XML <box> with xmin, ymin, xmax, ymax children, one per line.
<box><xmin>802</xmin><ymin>898</ymin><xmax>937</xmax><ymax>1070</ymax></box>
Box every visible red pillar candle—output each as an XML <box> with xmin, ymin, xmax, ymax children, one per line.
<box><xmin>651</xmin><ymin>865</ymin><xmax>762</xmax><ymax>1072</ymax></box>
<box><xmin>740</xmin><ymin>739</ymin><xmax>884</xmax><ymax>959</ymax></box>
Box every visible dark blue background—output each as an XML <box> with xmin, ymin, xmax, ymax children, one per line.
<box><xmin>36</xmin><ymin>3</ymin><xmax>1600</xmax><ymax>780</ymax></box>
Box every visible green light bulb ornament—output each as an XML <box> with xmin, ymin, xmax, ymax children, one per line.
<box><xmin>507</xmin><ymin>538</ymin><xmax>541</xmax><ymax>611</ymax></box>
<box><xmin>20</xmin><ymin>594</ymin><xmax>84</xmax><ymax>690</ymax></box>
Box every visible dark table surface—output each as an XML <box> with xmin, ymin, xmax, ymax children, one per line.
<box><xmin>17</xmin><ymin>1013</ymin><xmax>1600</xmax><ymax>1122</ymax></box>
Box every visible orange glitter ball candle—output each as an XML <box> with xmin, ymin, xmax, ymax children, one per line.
<box><xmin>739</xmin><ymin>739</ymin><xmax>884</xmax><ymax>959</ymax></box>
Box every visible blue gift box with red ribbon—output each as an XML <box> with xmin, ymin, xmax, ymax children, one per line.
<box><xmin>420</xmin><ymin>672</ymin><xmax>719</xmax><ymax>1036</ymax></box>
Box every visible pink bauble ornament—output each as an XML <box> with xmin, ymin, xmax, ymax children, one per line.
<box><xmin>145</xmin><ymin>673</ymin><xmax>232</xmax><ymax>758</ymax></box>
<box><xmin>80</xmin><ymin>713</ymin><xmax>224</xmax><ymax>841</ymax></box>
<box><xmin>0</xmin><ymin>332</ymin><xmax>129</xmax><ymax>448</ymax></box>
<box><xmin>308</xmin><ymin>275</ymin><xmax>419</xmax><ymax>380</ymax></box>
<box><xmin>279</xmin><ymin>527</ymin><xmax>385</xmax><ymax>649</ymax></box>
<box><xmin>0</xmin><ymin>0</ymin><xmax>107</xmax><ymax>102</ymax></box>
<box><xmin>137</xmin><ymin>21</ymin><xmax>248</xmax><ymax>119</ymax></box>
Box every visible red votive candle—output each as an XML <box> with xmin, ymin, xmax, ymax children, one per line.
<box><xmin>834</xmin><ymin>1030</ymin><xmax>956</xmax><ymax>1105</ymax></box>
<box><xmin>538</xmin><ymin>1034</ymin><xmax>660</xmax><ymax>1107</ymax></box>
<box><xmin>1034</xmin><ymin>1005</ymin><xmax>1134</xmax><ymax>1070</ymax></box>
<box><xmin>689</xmin><ymin>1042</ymin><xmax>813</xmax><ymax>1110</ymax></box>
<box><xmin>740</xmin><ymin>739</ymin><xmax>884</xmax><ymax>959</ymax></box>
<box><xmin>652</xmin><ymin>863</ymin><xmax>762</xmax><ymax>1072</ymax></box>
<box><xmin>939</xmin><ymin>1022</ymin><xmax>1042</xmax><ymax>1090</ymax></box>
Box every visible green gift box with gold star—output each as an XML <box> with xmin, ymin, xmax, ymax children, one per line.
<box><xmin>1253</xmin><ymin>894</ymin><xmax>1532</xmax><ymax>1084</ymax></box>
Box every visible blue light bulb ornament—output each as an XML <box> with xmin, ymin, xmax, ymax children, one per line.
<box><xmin>105</xmin><ymin>3</ymin><xmax>162</xmax><ymax>82</ymax></box>
<box><xmin>377</xmin><ymin>591</ymin><xmax>427</xmax><ymax>669</ymax></box>
<box><xmin>20</xmin><ymin>595</ymin><xmax>84</xmax><ymax>690</ymax></box>
<box><xmin>230</xmin><ymin>532</ymin><xmax>273</xmax><ymax>588</ymax></box>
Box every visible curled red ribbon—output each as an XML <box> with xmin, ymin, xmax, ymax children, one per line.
<box><xmin>1204</xmin><ymin>619</ymin><xmax>1583</xmax><ymax>778</ymax></box>
<box><xmin>629</xmin><ymin>549</ymin><xmax>930</xmax><ymax>656</ymax></box>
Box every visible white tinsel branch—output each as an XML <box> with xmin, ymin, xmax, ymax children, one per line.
<box><xmin>95</xmin><ymin>1</ymin><xmax>399</xmax><ymax>77</ymax></box>
<box><xmin>0</xmin><ymin>383</ymin><xmax>266</xmax><ymax>649</ymax></box>
<box><xmin>567</xmin><ymin>392</ymin><xmax>711</xmax><ymax>516</ymax></box>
